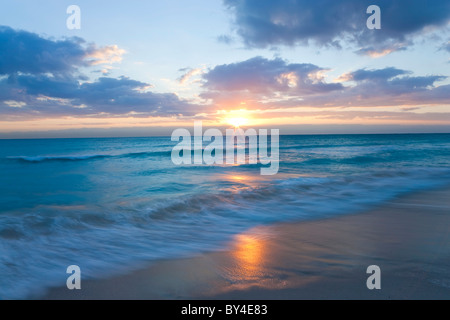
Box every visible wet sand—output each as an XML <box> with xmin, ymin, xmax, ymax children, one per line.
<box><xmin>43</xmin><ymin>186</ymin><xmax>450</xmax><ymax>299</ymax></box>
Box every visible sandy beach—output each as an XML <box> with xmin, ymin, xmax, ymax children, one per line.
<box><xmin>42</xmin><ymin>186</ymin><xmax>450</xmax><ymax>300</ymax></box>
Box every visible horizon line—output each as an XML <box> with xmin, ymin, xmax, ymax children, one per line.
<box><xmin>1</xmin><ymin>131</ymin><xmax>449</xmax><ymax>140</ymax></box>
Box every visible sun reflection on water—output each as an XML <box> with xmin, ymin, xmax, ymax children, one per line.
<box><xmin>233</xmin><ymin>234</ymin><xmax>266</xmax><ymax>280</ymax></box>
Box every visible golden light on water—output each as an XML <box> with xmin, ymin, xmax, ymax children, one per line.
<box><xmin>235</xmin><ymin>235</ymin><xmax>264</xmax><ymax>270</ymax></box>
<box><xmin>230</xmin><ymin>233</ymin><xmax>267</xmax><ymax>282</ymax></box>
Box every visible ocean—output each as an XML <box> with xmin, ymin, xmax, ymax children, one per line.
<box><xmin>1</xmin><ymin>133</ymin><xmax>450</xmax><ymax>299</ymax></box>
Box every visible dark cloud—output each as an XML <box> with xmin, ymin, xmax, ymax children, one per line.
<box><xmin>0</xmin><ymin>26</ymin><xmax>125</xmax><ymax>76</ymax></box>
<box><xmin>77</xmin><ymin>77</ymin><xmax>193</xmax><ymax>114</ymax></box>
<box><xmin>1</xmin><ymin>75</ymin><xmax>196</xmax><ymax>118</ymax></box>
<box><xmin>0</xmin><ymin>26</ymin><xmax>87</xmax><ymax>75</ymax></box>
<box><xmin>223</xmin><ymin>0</ymin><xmax>450</xmax><ymax>55</ymax></box>
<box><xmin>341</xmin><ymin>67</ymin><xmax>447</xmax><ymax>97</ymax></box>
<box><xmin>203</xmin><ymin>56</ymin><xmax>343</xmax><ymax>94</ymax></box>
<box><xmin>15</xmin><ymin>74</ymin><xmax>80</xmax><ymax>98</ymax></box>
<box><xmin>344</xmin><ymin>67</ymin><xmax>410</xmax><ymax>81</ymax></box>
<box><xmin>389</xmin><ymin>76</ymin><xmax>446</xmax><ymax>90</ymax></box>
<box><xmin>0</xmin><ymin>26</ymin><xmax>197</xmax><ymax>119</ymax></box>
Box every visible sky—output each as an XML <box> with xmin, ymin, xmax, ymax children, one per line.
<box><xmin>0</xmin><ymin>0</ymin><xmax>449</xmax><ymax>138</ymax></box>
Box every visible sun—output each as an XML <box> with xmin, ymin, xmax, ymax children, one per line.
<box><xmin>226</xmin><ymin>117</ymin><xmax>249</xmax><ymax>128</ymax></box>
<box><xmin>219</xmin><ymin>108</ymin><xmax>252</xmax><ymax>128</ymax></box>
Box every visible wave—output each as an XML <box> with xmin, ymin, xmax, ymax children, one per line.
<box><xmin>1</xmin><ymin>166</ymin><xmax>449</xmax><ymax>299</ymax></box>
<box><xmin>116</xmin><ymin>150</ymin><xmax>172</xmax><ymax>159</ymax></box>
<box><xmin>6</xmin><ymin>150</ymin><xmax>173</xmax><ymax>163</ymax></box>
<box><xmin>8</xmin><ymin>154</ymin><xmax>112</xmax><ymax>162</ymax></box>
<box><xmin>302</xmin><ymin>155</ymin><xmax>384</xmax><ymax>165</ymax></box>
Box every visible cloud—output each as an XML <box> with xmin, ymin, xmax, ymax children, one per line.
<box><xmin>1</xmin><ymin>74</ymin><xmax>198</xmax><ymax>119</ymax></box>
<box><xmin>440</xmin><ymin>40</ymin><xmax>450</xmax><ymax>52</ymax></box>
<box><xmin>253</xmin><ymin>109</ymin><xmax>450</xmax><ymax>123</ymax></box>
<box><xmin>305</xmin><ymin>69</ymin><xmax>449</xmax><ymax>108</ymax></box>
<box><xmin>201</xmin><ymin>57</ymin><xmax>449</xmax><ymax>109</ymax></box>
<box><xmin>0</xmin><ymin>26</ymin><xmax>86</xmax><ymax>75</ymax></box>
<box><xmin>0</xmin><ymin>26</ymin><xmax>125</xmax><ymax>76</ymax></box>
<box><xmin>223</xmin><ymin>0</ymin><xmax>450</xmax><ymax>55</ymax></box>
<box><xmin>178</xmin><ymin>68</ymin><xmax>204</xmax><ymax>85</ymax></box>
<box><xmin>0</xmin><ymin>26</ymin><xmax>198</xmax><ymax>120</ymax></box>
<box><xmin>84</xmin><ymin>44</ymin><xmax>126</xmax><ymax>65</ymax></box>
<box><xmin>339</xmin><ymin>67</ymin><xmax>410</xmax><ymax>82</ymax></box>
<box><xmin>340</xmin><ymin>67</ymin><xmax>447</xmax><ymax>96</ymax></box>
<box><xmin>3</xmin><ymin>100</ymin><xmax>26</xmax><ymax>108</ymax></box>
<box><xmin>202</xmin><ymin>56</ymin><xmax>342</xmax><ymax>94</ymax></box>
<box><xmin>354</xmin><ymin>41</ymin><xmax>409</xmax><ymax>57</ymax></box>
<box><xmin>217</xmin><ymin>34</ymin><xmax>234</xmax><ymax>44</ymax></box>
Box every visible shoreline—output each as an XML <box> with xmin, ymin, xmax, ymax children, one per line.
<box><xmin>42</xmin><ymin>186</ymin><xmax>450</xmax><ymax>299</ymax></box>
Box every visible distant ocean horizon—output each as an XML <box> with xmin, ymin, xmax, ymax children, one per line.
<box><xmin>1</xmin><ymin>133</ymin><xmax>450</xmax><ymax>298</ymax></box>
<box><xmin>3</xmin><ymin>131</ymin><xmax>450</xmax><ymax>139</ymax></box>
<box><xmin>1</xmin><ymin>126</ymin><xmax>450</xmax><ymax>140</ymax></box>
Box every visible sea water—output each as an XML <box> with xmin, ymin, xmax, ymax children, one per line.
<box><xmin>0</xmin><ymin>133</ymin><xmax>449</xmax><ymax>298</ymax></box>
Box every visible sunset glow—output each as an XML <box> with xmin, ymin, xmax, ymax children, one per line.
<box><xmin>226</xmin><ymin>117</ymin><xmax>249</xmax><ymax>128</ymax></box>
<box><xmin>0</xmin><ymin>1</ymin><xmax>448</xmax><ymax>138</ymax></box>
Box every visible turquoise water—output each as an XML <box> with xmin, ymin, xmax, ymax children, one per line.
<box><xmin>0</xmin><ymin>133</ymin><xmax>450</xmax><ymax>298</ymax></box>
